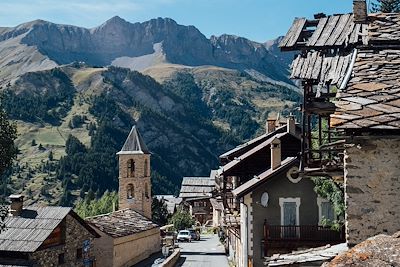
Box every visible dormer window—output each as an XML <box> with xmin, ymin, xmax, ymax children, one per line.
<box><xmin>127</xmin><ymin>159</ymin><xmax>135</xmax><ymax>177</ymax></box>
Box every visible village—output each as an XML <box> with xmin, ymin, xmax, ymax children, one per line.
<box><xmin>0</xmin><ymin>0</ymin><xmax>400</xmax><ymax>266</ymax></box>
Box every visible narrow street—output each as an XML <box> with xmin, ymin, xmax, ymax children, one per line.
<box><xmin>175</xmin><ymin>234</ymin><xmax>229</xmax><ymax>267</ymax></box>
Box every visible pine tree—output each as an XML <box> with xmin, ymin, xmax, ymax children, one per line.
<box><xmin>31</xmin><ymin>139</ymin><xmax>37</xmax><ymax>146</ymax></box>
<box><xmin>371</xmin><ymin>0</ymin><xmax>400</xmax><ymax>13</ymax></box>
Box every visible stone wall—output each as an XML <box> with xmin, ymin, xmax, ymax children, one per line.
<box><xmin>345</xmin><ymin>137</ymin><xmax>400</xmax><ymax>246</ymax></box>
<box><xmin>118</xmin><ymin>153</ymin><xmax>152</xmax><ymax>219</ymax></box>
<box><xmin>31</xmin><ymin>214</ymin><xmax>95</xmax><ymax>266</ymax></box>
<box><xmin>113</xmin><ymin>227</ymin><xmax>160</xmax><ymax>267</ymax></box>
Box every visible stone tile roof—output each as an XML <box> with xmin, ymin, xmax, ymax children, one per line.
<box><xmin>117</xmin><ymin>126</ymin><xmax>150</xmax><ymax>154</ymax></box>
<box><xmin>0</xmin><ymin>206</ymin><xmax>71</xmax><ymax>252</ymax></box>
<box><xmin>232</xmin><ymin>157</ymin><xmax>298</xmax><ymax>198</ymax></box>
<box><xmin>219</xmin><ymin>125</ymin><xmax>288</xmax><ymax>160</ymax></box>
<box><xmin>179</xmin><ymin>177</ymin><xmax>215</xmax><ymax>199</ymax></box>
<box><xmin>323</xmin><ymin>232</ymin><xmax>400</xmax><ymax>267</ymax></box>
<box><xmin>220</xmin><ymin>132</ymin><xmax>288</xmax><ymax>175</ymax></box>
<box><xmin>265</xmin><ymin>243</ymin><xmax>348</xmax><ymax>266</ymax></box>
<box><xmin>282</xmin><ymin>12</ymin><xmax>400</xmax><ymax>130</ymax></box>
<box><xmin>86</xmin><ymin>209</ymin><xmax>158</xmax><ymax>238</ymax></box>
<box><xmin>331</xmin><ymin>49</ymin><xmax>400</xmax><ymax>130</ymax></box>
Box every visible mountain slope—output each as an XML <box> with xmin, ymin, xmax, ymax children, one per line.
<box><xmin>0</xmin><ymin>17</ymin><xmax>301</xmax><ymax>205</ymax></box>
<box><xmin>0</xmin><ymin>17</ymin><xmax>291</xmax><ymax>84</ymax></box>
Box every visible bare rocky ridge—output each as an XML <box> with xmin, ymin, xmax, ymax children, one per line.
<box><xmin>0</xmin><ymin>16</ymin><xmax>291</xmax><ymax>84</ymax></box>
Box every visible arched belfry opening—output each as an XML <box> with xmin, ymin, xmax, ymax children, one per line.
<box><xmin>127</xmin><ymin>184</ymin><xmax>134</xmax><ymax>199</ymax></box>
<box><xmin>127</xmin><ymin>159</ymin><xmax>135</xmax><ymax>177</ymax></box>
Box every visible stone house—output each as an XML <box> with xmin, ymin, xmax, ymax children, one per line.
<box><xmin>86</xmin><ymin>126</ymin><xmax>160</xmax><ymax>267</ymax></box>
<box><xmin>0</xmin><ymin>195</ymin><xmax>99</xmax><ymax>267</ymax></box>
<box><xmin>280</xmin><ymin>0</ymin><xmax>400</xmax><ymax>247</ymax></box>
<box><xmin>179</xmin><ymin>175</ymin><xmax>215</xmax><ymax>225</ymax></box>
<box><xmin>232</xmin><ymin>140</ymin><xmax>344</xmax><ymax>267</ymax></box>
<box><xmin>86</xmin><ymin>209</ymin><xmax>160</xmax><ymax>267</ymax></box>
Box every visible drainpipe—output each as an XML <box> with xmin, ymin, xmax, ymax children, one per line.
<box><xmin>240</xmin><ymin>200</ymin><xmax>248</xmax><ymax>267</ymax></box>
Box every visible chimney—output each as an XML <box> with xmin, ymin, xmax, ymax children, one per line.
<box><xmin>271</xmin><ymin>138</ymin><xmax>281</xmax><ymax>170</ymax></box>
<box><xmin>266</xmin><ymin>119</ymin><xmax>276</xmax><ymax>133</ymax></box>
<box><xmin>353</xmin><ymin>0</ymin><xmax>367</xmax><ymax>23</ymax></box>
<box><xmin>9</xmin><ymin>194</ymin><xmax>24</xmax><ymax>216</ymax></box>
<box><xmin>287</xmin><ymin>115</ymin><xmax>296</xmax><ymax>134</ymax></box>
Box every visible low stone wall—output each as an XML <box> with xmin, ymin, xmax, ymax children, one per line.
<box><xmin>345</xmin><ymin>137</ymin><xmax>400</xmax><ymax>246</ymax></box>
<box><xmin>161</xmin><ymin>248</ymin><xmax>180</xmax><ymax>267</ymax></box>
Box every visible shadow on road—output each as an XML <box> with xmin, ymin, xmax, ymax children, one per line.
<box><xmin>180</xmin><ymin>251</ymin><xmax>226</xmax><ymax>256</ymax></box>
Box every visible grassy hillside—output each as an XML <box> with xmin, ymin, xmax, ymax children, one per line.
<box><xmin>0</xmin><ymin>64</ymin><xmax>301</xmax><ymax>205</ymax></box>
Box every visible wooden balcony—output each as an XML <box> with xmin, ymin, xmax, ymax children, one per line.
<box><xmin>263</xmin><ymin>224</ymin><xmax>345</xmax><ymax>256</ymax></box>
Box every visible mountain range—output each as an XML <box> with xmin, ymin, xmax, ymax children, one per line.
<box><xmin>0</xmin><ymin>16</ymin><xmax>300</xmax><ymax>205</ymax></box>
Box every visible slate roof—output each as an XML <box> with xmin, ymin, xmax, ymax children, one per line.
<box><xmin>117</xmin><ymin>126</ymin><xmax>150</xmax><ymax>155</ymax></box>
<box><xmin>265</xmin><ymin>243</ymin><xmax>348</xmax><ymax>266</ymax></box>
<box><xmin>332</xmin><ymin>49</ymin><xmax>400</xmax><ymax>129</ymax></box>
<box><xmin>220</xmin><ymin>132</ymin><xmax>288</xmax><ymax>175</ymax></box>
<box><xmin>86</xmin><ymin>209</ymin><xmax>159</xmax><ymax>238</ymax></box>
<box><xmin>179</xmin><ymin>177</ymin><xmax>215</xmax><ymax>199</ymax></box>
<box><xmin>232</xmin><ymin>157</ymin><xmax>298</xmax><ymax>198</ymax></box>
<box><xmin>219</xmin><ymin>125</ymin><xmax>288</xmax><ymax>161</ymax></box>
<box><xmin>282</xmin><ymin>12</ymin><xmax>400</xmax><ymax>130</ymax></box>
<box><xmin>0</xmin><ymin>206</ymin><xmax>71</xmax><ymax>252</ymax></box>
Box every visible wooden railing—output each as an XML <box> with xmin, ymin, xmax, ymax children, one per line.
<box><xmin>263</xmin><ymin>224</ymin><xmax>345</xmax><ymax>256</ymax></box>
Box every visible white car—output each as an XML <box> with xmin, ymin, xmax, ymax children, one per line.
<box><xmin>177</xmin><ymin>230</ymin><xmax>192</xmax><ymax>242</ymax></box>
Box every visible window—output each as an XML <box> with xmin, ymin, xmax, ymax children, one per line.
<box><xmin>127</xmin><ymin>159</ymin><xmax>135</xmax><ymax>177</ymax></box>
<box><xmin>317</xmin><ymin>197</ymin><xmax>335</xmax><ymax>224</ymax></box>
<box><xmin>58</xmin><ymin>253</ymin><xmax>65</xmax><ymax>264</ymax></box>
<box><xmin>144</xmin><ymin>159</ymin><xmax>148</xmax><ymax>177</ymax></box>
<box><xmin>145</xmin><ymin>183</ymin><xmax>149</xmax><ymax>199</ymax></box>
<box><xmin>279</xmin><ymin>198</ymin><xmax>301</xmax><ymax>238</ymax></box>
<box><xmin>127</xmin><ymin>184</ymin><xmax>134</xmax><ymax>199</ymax></box>
<box><xmin>76</xmin><ymin>248</ymin><xmax>83</xmax><ymax>260</ymax></box>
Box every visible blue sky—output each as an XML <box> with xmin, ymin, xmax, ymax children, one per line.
<box><xmin>0</xmin><ymin>0</ymin><xmax>359</xmax><ymax>42</ymax></box>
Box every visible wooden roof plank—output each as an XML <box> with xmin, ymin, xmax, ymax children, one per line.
<box><xmin>279</xmin><ymin>18</ymin><xmax>307</xmax><ymax>47</ymax></box>
<box><xmin>315</xmin><ymin>15</ymin><xmax>341</xmax><ymax>46</ymax></box>
<box><xmin>307</xmin><ymin>17</ymin><xmax>328</xmax><ymax>46</ymax></box>
<box><xmin>336</xmin><ymin>15</ymin><xmax>355</xmax><ymax>46</ymax></box>
<box><xmin>326</xmin><ymin>14</ymin><xmax>351</xmax><ymax>46</ymax></box>
<box><xmin>349</xmin><ymin>23</ymin><xmax>361</xmax><ymax>44</ymax></box>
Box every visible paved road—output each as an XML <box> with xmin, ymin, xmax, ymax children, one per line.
<box><xmin>175</xmin><ymin>234</ymin><xmax>229</xmax><ymax>267</ymax></box>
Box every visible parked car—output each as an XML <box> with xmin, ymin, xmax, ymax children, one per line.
<box><xmin>188</xmin><ymin>229</ymin><xmax>200</xmax><ymax>241</ymax></box>
<box><xmin>177</xmin><ymin>230</ymin><xmax>192</xmax><ymax>242</ymax></box>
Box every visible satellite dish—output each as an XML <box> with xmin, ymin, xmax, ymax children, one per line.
<box><xmin>261</xmin><ymin>192</ymin><xmax>269</xmax><ymax>207</ymax></box>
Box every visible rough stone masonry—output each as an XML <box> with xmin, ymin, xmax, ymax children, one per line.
<box><xmin>344</xmin><ymin>136</ymin><xmax>400</xmax><ymax>246</ymax></box>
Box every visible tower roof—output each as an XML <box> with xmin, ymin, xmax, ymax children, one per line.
<box><xmin>117</xmin><ymin>126</ymin><xmax>150</xmax><ymax>155</ymax></box>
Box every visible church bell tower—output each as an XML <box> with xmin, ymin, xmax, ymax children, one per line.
<box><xmin>117</xmin><ymin>126</ymin><xmax>152</xmax><ymax>219</ymax></box>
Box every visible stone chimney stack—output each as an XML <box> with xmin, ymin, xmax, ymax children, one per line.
<box><xmin>287</xmin><ymin>115</ymin><xmax>296</xmax><ymax>134</ymax></box>
<box><xmin>353</xmin><ymin>0</ymin><xmax>367</xmax><ymax>23</ymax></box>
<box><xmin>271</xmin><ymin>138</ymin><xmax>281</xmax><ymax>170</ymax></box>
<box><xmin>9</xmin><ymin>194</ymin><xmax>24</xmax><ymax>217</ymax></box>
<box><xmin>266</xmin><ymin>119</ymin><xmax>276</xmax><ymax>134</ymax></box>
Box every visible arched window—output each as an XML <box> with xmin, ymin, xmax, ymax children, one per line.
<box><xmin>127</xmin><ymin>159</ymin><xmax>135</xmax><ymax>177</ymax></box>
<box><xmin>145</xmin><ymin>183</ymin><xmax>149</xmax><ymax>199</ymax></box>
<box><xmin>144</xmin><ymin>159</ymin><xmax>148</xmax><ymax>177</ymax></box>
<box><xmin>127</xmin><ymin>184</ymin><xmax>134</xmax><ymax>199</ymax></box>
